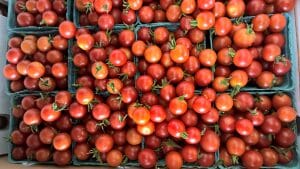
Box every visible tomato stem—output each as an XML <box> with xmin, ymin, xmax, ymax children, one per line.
<box><xmin>248</xmin><ymin>108</ymin><xmax>258</xmax><ymax>115</ymax></box>
<box><xmin>230</xmin><ymin>85</ymin><xmax>241</xmax><ymax>97</ymax></box>
<box><xmin>231</xmin><ymin>155</ymin><xmax>239</xmax><ymax>165</ymax></box>
<box><xmin>228</xmin><ymin>48</ymin><xmax>236</xmax><ymax>57</ymax></box>
<box><xmin>84</xmin><ymin>2</ymin><xmax>94</xmax><ymax>14</ymax></box>
<box><xmin>190</xmin><ymin>20</ymin><xmax>198</xmax><ymax>29</ymax></box>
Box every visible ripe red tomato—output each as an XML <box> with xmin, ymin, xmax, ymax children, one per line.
<box><xmin>197</xmin><ymin>0</ymin><xmax>215</xmax><ymax>10</ymax></box>
<box><xmin>149</xmin><ymin>105</ymin><xmax>166</xmax><ymax>123</ymax></box>
<box><xmin>138</xmin><ymin>149</ymin><xmax>157</xmax><ymax>168</ymax></box>
<box><xmin>23</xmin><ymin>108</ymin><xmax>41</xmax><ymax>125</ymax></box>
<box><xmin>200</xmin><ymin>129</ymin><xmax>220</xmax><ymax>153</ymax></box>
<box><xmin>167</xmin><ymin>119</ymin><xmax>186</xmax><ymax>138</ymax></box>
<box><xmin>215</xmin><ymin>93</ymin><xmax>233</xmax><ymax>112</ymax></box>
<box><xmin>169</xmin><ymin>96</ymin><xmax>187</xmax><ymax>115</ymax></box>
<box><xmin>233</xmin><ymin>27</ymin><xmax>256</xmax><ymax>48</ymax></box>
<box><xmin>77</xmin><ymin>33</ymin><xmax>95</xmax><ymax>51</ymax></box>
<box><xmin>277</xmin><ymin>106</ymin><xmax>297</xmax><ymax>123</ymax></box>
<box><xmin>214</xmin><ymin>17</ymin><xmax>232</xmax><ymax>36</ymax></box>
<box><xmin>131</xmin><ymin>107</ymin><xmax>150</xmax><ymax>125</ymax></box>
<box><xmin>192</xmin><ymin>96</ymin><xmax>211</xmax><ymax>114</ymax></box>
<box><xmin>137</xmin><ymin>121</ymin><xmax>155</xmax><ymax>136</ymax></box>
<box><xmin>59</xmin><ymin>21</ymin><xmax>76</xmax><ymax>39</ymax></box>
<box><xmin>181</xmin><ymin>0</ymin><xmax>196</xmax><ymax>14</ymax></box>
<box><xmin>226</xmin><ymin>0</ymin><xmax>245</xmax><ymax>18</ymax></box>
<box><xmin>226</xmin><ymin>136</ymin><xmax>246</xmax><ymax>156</ymax></box>
<box><xmin>41</xmin><ymin>104</ymin><xmax>61</xmax><ymax>122</ymax></box>
<box><xmin>170</xmin><ymin>44</ymin><xmax>189</xmax><ymax>64</ymax></box>
<box><xmin>235</xmin><ymin>118</ymin><xmax>254</xmax><ymax>136</ymax></box>
<box><xmin>95</xmin><ymin>134</ymin><xmax>114</xmax><ymax>153</ymax></box>
<box><xmin>94</xmin><ymin>0</ymin><xmax>113</xmax><ymax>13</ymax></box>
<box><xmin>193</xmin><ymin>11</ymin><xmax>215</xmax><ymax>30</ymax></box>
<box><xmin>199</xmin><ymin>49</ymin><xmax>217</xmax><ymax>67</ymax></box>
<box><xmin>53</xmin><ymin>133</ymin><xmax>72</xmax><ymax>151</ymax></box>
<box><xmin>185</xmin><ymin>127</ymin><xmax>201</xmax><ymax>144</ymax></box>
<box><xmin>75</xmin><ymin>87</ymin><xmax>94</xmax><ymax>105</ymax></box>
<box><xmin>144</xmin><ymin>45</ymin><xmax>162</xmax><ymax>63</ymax></box>
<box><xmin>233</xmin><ymin>49</ymin><xmax>253</xmax><ymax>68</ymax></box>
<box><xmin>69</xmin><ymin>101</ymin><xmax>87</xmax><ymax>119</ymax></box>
<box><xmin>165</xmin><ymin>151</ymin><xmax>183</xmax><ymax>169</ymax></box>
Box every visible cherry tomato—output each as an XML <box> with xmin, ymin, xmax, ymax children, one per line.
<box><xmin>59</xmin><ymin>21</ymin><xmax>76</xmax><ymax>39</ymax></box>
<box><xmin>53</xmin><ymin>133</ymin><xmax>71</xmax><ymax>151</ymax></box>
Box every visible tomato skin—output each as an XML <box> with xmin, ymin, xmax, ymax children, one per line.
<box><xmin>41</xmin><ymin>104</ymin><xmax>61</xmax><ymax>122</ymax></box>
<box><xmin>138</xmin><ymin>149</ymin><xmax>157</xmax><ymax>169</ymax></box>
<box><xmin>199</xmin><ymin>49</ymin><xmax>217</xmax><ymax>67</ymax></box>
<box><xmin>165</xmin><ymin>151</ymin><xmax>183</xmax><ymax>169</ymax></box>
<box><xmin>92</xmin><ymin>103</ymin><xmax>110</xmax><ymax>120</ymax></box>
<box><xmin>185</xmin><ymin>127</ymin><xmax>201</xmax><ymax>144</ymax></box>
<box><xmin>235</xmin><ymin>118</ymin><xmax>254</xmax><ymax>136</ymax></box>
<box><xmin>170</xmin><ymin>44</ymin><xmax>189</xmax><ymax>64</ymax></box>
<box><xmin>144</xmin><ymin>45</ymin><xmax>162</xmax><ymax>63</ymax></box>
<box><xmin>53</xmin><ymin>133</ymin><xmax>72</xmax><ymax>151</ymax></box>
<box><xmin>200</xmin><ymin>129</ymin><xmax>220</xmax><ymax>153</ymax></box>
<box><xmin>94</xmin><ymin>0</ymin><xmax>113</xmax><ymax>13</ymax></box>
<box><xmin>150</xmin><ymin>105</ymin><xmax>166</xmax><ymax>123</ymax></box>
<box><xmin>181</xmin><ymin>145</ymin><xmax>198</xmax><ymax>163</ymax></box>
<box><xmin>233</xmin><ymin>49</ymin><xmax>253</xmax><ymax>68</ymax></box>
<box><xmin>77</xmin><ymin>34</ymin><xmax>95</xmax><ymax>51</ymax></box>
<box><xmin>6</xmin><ymin>48</ymin><xmax>24</xmax><ymax>64</ymax></box>
<box><xmin>226</xmin><ymin>0</ymin><xmax>245</xmax><ymax>18</ymax></box>
<box><xmin>261</xmin><ymin>115</ymin><xmax>282</xmax><ymax>134</ymax></box>
<box><xmin>169</xmin><ymin>97</ymin><xmax>187</xmax><ymax>115</ymax></box>
<box><xmin>167</xmin><ymin>119</ymin><xmax>186</xmax><ymax>138</ymax></box>
<box><xmin>214</xmin><ymin>17</ymin><xmax>232</xmax><ymax>36</ymax></box>
<box><xmin>95</xmin><ymin>134</ymin><xmax>114</xmax><ymax>153</ymax></box>
<box><xmin>197</xmin><ymin>0</ymin><xmax>215</xmax><ymax>10</ymax></box>
<box><xmin>59</xmin><ymin>21</ymin><xmax>76</xmax><ymax>39</ymax></box>
<box><xmin>276</xmin><ymin>106</ymin><xmax>296</xmax><ymax>123</ymax></box>
<box><xmin>194</xmin><ymin>11</ymin><xmax>215</xmax><ymax>30</ymax></box>
<box><xmin>215</xmin><ymin>93</ymin><xmax>233</xmax><ymax>112</ymax></box>
<box><xmin>53</xmin><ymin>150</ymin><xmax>71</xmax><ymax>166</ymax></box>
<box><xmin>137</xmin><ymin>121</ymin><xmax>155</xmax><ymax>136</ymax></box>
<box><xmin>3</xmin><ymin>64</ymin><xmax>21</xmax><ymax>81</ymax></box>
<box><xmin>242</xmin><ymin>150</ymin><xmax>263</xmax><ymax>169</ymax></box>
<box><xmin>69</xmin><ymin>101</ymin><xmax>87</xmax><ymax>119</ymax></box>
<box><xmin>245</xmin><ymin>109</ymin><xmax>264</xmax><ymax>126</ymax></box>
<box><xmin>76</xmin><ymin>87</ymin><xmax>94</xmax><ymax>105</ymax></box>
<box><xmin>74</xmin><ymin>143</ymin><xmax>90</xmax><ymax>161</ymax></box>
<box><xmin>260</xmin><ymin>148</ymin><xmax>279</xmax><ymax>166</ymax></box>
<box><xmin>234</xmin><ymin>28</ymin><xmax>256</xmax><ymax>48</ymax></box>
<box><xmin>131</xmin><ymin>107</ymin><xmax>150</xmax><ymax>125</ymax></box>
<box><xmin>272</xmin><ymin>57</ymin><xmax>291</xmax><ymax>76</ymax></box>
<box><xmin>226</xmin><ymin>137</ymin><xmax>245</xmax><ymax>156</ymax></box>
<box><xmin>71</xmin><ymin>125</ymin><xmax>88</xmax><ymax>143</ymax></box>
<box><xmin>272</xmin><ymin>93</ymin><xmax>292</xmax><ymax>110</ymax></box>
<box><xmin>275</xmin><ymin>128</ymin><xmax>296</xmax><ymax>148</ymax></box>
<box><xmin>136</xmin><ymin>75</ymin><xmax>153</xmax><ymax>93</ymax></box>
<box><xmin>192</xmin><ymin>96</ymin><xmax>211</xmax><ymax>114</ymax></box>
<box><xmin>24</xmin><ymin>108</ymin><xmax>42</xmax><ymax>125</ymax></box>
<box><xmin>166</xmin><ymin>4</ymin><xmax>181</xmax><ymax>22</ymax></box>
<box><xmin>195</xmin><ymin>68</ymin><xmax>213</xmax><ymax>87</ymax></box>
<box><xmin>269</xmin><ymin>14</ymin><xmax>286</xmax><ymax>33</ymax></box>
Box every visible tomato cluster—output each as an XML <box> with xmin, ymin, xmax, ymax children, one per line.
<box><xmin>71</xmin><ymin>28</ymin><xmax>137</xmax><ymax>94</ymax></box>
<box><xmin>14</xmin><ymin>0</ymin><xmax>67</xmax><ymax>27</ymax></box>
<box><xmin>6</xmin><ymin>0</ymin><xmax>298</xmax><ymax>168</ymax></box>
<box><xmin>211</xmin><ymin>14</ymin><xmax>291</xmax><ymax>91</ymax></box>
<box><xmin>3</xmin><ymin>33</ymin><xmax>68</xmax><ymax>93</ymax></box>
<box><xmin>10</xmin><ymin>92</ymin><xmax>73</xmax><ymax>166</ymax></box>
<box><xmin>219</xmin><ymin>92</ymin><xmax>297</xmax><ymax>168</ymax></box>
